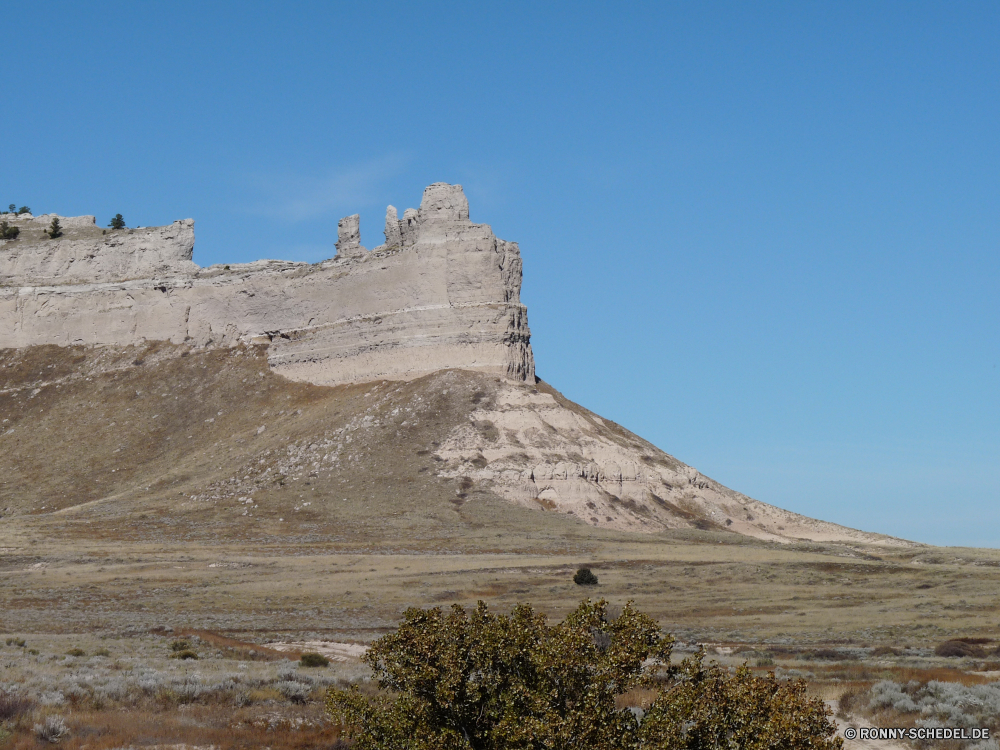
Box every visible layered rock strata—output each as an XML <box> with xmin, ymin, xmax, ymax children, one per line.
<box><xmin>435</xmin><ymin>376</ymin><xmax>899</xmax><ymax>543</ymax></box>
<box><xmin>0</xmin><ymin>183</ymin><xmax>535</xmax><ymax>386</ymax></box>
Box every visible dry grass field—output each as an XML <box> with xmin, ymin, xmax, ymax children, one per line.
<box><xmin>3</xmin><ymin>343</ymin><xmax>1000</xmax><ymax>747</ymax></box>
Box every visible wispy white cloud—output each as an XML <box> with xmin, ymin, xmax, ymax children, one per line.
<box><xmin>245</xmin><ymin>153</ymin><xmax>410</xmax><ymax>222</ymax></box>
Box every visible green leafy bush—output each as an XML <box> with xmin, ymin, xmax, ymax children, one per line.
<box><xmin>108</xmin><ymin>213</ymin><xmax>126</xmax><ymax>229</ymax></box>
<box><xmin>640</xmin><ymin>653</ymin><xmax>839</xmax><ymax>750</ymax></box>
<box><xmin>574</xmin><ymin>566</ymin><xmax>599</xmax><ymax>585</ymax></box>
<box><xmin>327</xmin><ymin>599</ymin><xmax>664</xmax><ymax>750</ymax></box>
<box><xmin>300</xmin><ymin>652</ymin><xmax>330</xmax><ymax>667</ymax></box>
<box><xmin>16</xmin><ymin>206</ymin><xmax>30</xmax><ymax>215</ymax></box>
<box><xmin>326</xmin><ymin>599</ymin><xmax>841</xmax><ymax>750</ymax></box>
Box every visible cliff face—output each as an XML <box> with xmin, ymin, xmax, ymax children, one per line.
<box><xmin>0</xmin><ymin>183</ymin><xmax>535</xmax><ymax>387</ymax></box>
<box><xmin>0</xmin><ymin>214</ymin><xmax>197</xmax><ymax>285</ymax></box>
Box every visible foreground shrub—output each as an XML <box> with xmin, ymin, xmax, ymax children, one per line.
<box><xmin>33</xmin><ymin>715</ymin><xmax>70</xmax><ymax>743</ymax></box>
<box><xmin>574</xmin><ymin>566</ymin><xmax>599</xmax><ymax>585</ymax></box>
<box><xmin>327</xmin><ymin>599</ymin><xmax>841</xmax><ymax>750</ymax></box>
<box><xmin>640</xmin><ymin>653</ymin><xmax>838</xmax><ymax>750</ymax></box>
<box><xmin>301</xmin><ymin>652</ymin><xmax>331</xmax><ymax>667</ymax></box>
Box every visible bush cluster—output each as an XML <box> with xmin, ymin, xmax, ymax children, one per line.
<box><xmin>300</xmin><ymin>652</ymin><xmax>331</xmax><ymax>668</ymax></box>
<box><xmin>0</xmin><ymin>639</ymin><xmax>349</xmax><ymax>719</ymax></box>
<box><xmin>0</xmin><ymin>220</ymin><xmax>19</xmax><ymax>240</ymax></box>
<box><xmin>327</xmin><ymin>599</ymin><xmax>841</xmax><ymax>750</ymax></box>
<box><xmin>859</xmin><ymin>678</ymin><xmax>1000</xmax><ymax>747</ymax></box>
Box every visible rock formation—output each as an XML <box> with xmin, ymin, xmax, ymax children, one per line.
<box><xmin>382</xmin><ymin>206</ymin><xmax>402</xmax><ymax>249</ymax></box>
<box><xmin>335</xmin><ymin>214</ymin><xmax>365</xmax><ymax>257</ymax></box>
<box><xmin>0</xmin><ymin>214</ymin><xmax>197</xmax><ymax>285</ymax></box>
<box><xmin>0</xmin><ymin>187</ymin><xmax>902</xmax><ymax>545</ymax></box>
<box><xmin>434</xmin><ymin>375</ymin><xmax>893</xmax><ymax>541</ymax></box>
<box><xmin>0</xmin><ymin>183</ymin><xmax>535</xmax><ymax>387</ymax></box>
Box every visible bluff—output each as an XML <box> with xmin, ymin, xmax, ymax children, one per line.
<box><xmin>0</xmin><ymin>183</ymin><xmax>534</xmax><ymax>387</ymax></box>
<box><xmin>0</xmin><ymin>184</ymin><xmax>898</xmax><ymax>544</ymax></box>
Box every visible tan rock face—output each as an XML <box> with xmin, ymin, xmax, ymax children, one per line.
<box><xmin>0</xmin><ymin>184</ymin><xmax>535</xmax><ymax>387</ymax></box>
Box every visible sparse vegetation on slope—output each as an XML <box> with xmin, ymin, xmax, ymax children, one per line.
<box><xmin>3</xmin><ymin>341</ymin><xmax>1000</xmax><ymax>647</ymax></box>
<box><xmin>0</xmin><ymin>220</ymin><xmax>19</xmax><ymax>240</ymax></box>
<box><xmin>843</xmin><ymin>678</ymin><xmax>1000</xmax><ymax>749</ymax></box>
<box><xmin>0</xmin><ymin>630</ymin><xmax>362</xmax><ymax>749</ymax></box>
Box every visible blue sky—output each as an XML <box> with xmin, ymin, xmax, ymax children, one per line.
<box><xmin>3</xmin><ymin>2</ymin><xmax>998</xmax><ymax>546</ymax></box>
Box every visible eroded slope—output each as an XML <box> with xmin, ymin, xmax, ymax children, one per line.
<box><xmin>0</xmin><ymin>343</ymin><xmax>898</xmax><ymax>546</ymax></box>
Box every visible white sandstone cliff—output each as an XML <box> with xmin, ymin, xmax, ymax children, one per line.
<box><xmin>0</xmin><ymin>184</ymin><xmax>535</xmax><ymax>386</ymax></box>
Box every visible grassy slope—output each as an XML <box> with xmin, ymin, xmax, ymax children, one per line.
<box><xmin>2</xmin><ymin>344</ymin><xmax>1000</xmax><ymax>647</ymax></box>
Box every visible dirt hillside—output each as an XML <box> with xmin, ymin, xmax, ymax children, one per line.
<box><xmin>0</xmin><ymin>342</ymin><xmax>893</xmax><ymax>548</ymax></box>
